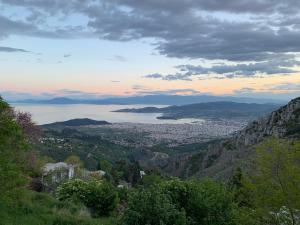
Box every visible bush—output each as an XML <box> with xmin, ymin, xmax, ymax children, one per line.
<box><xmin>0</xmin><ymin>97</ymin><xmax>28</xmax><ymax>200</ymax></box>
<box><xmin>122</xmin><ymin>186</ymin><xmax>187</xmax><ymax>225</ymax></box>
<box><xmin>0</xmin><ymin>191</ymin><xmax>117</xmax><ymax>225</ymax></box>
<box><xmin>56</xmin><ymin>179</ymin><xmax>119</xmax><ymax>217</ymax></box>
<box><xmin>185</xmin><ymin>180</ymin><xmax>236</xmax><ymax>225</ymax></box>
<box><xmin>160</xmin><ymin>179</ymin><xmax>236</xmax><ymax>225</ymax></box>
<box><xmin>161</xmin><ymin>179</ymin><xmax>189</xmax><ymax>210</ymax></box>
<box><xmin>84</xmin><ymin>180</ymin><xmax>119</xmax><ymax>216</ymax></box>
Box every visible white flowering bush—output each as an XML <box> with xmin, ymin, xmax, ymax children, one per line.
<box><xmin>56</xmin><ymin>179</ymin><xmax>119</xmax><ymax>217</ymax></box>
<box><xmin>270</xmin><ymin>206</ymin><xmax>300</xmax><ymax>225</ymax></box>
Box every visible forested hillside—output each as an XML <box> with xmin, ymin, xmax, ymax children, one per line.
<box><xmin>1</xmin><ymin>96</ymin><xmax>300</xmax><ymax>224</ymax></box>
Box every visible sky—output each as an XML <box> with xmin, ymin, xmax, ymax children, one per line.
<box><xmin>0</xmin><ymin>0</ymin><xmax>300</xmax><ymax>101</ymax></box>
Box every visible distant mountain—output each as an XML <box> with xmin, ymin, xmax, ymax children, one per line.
<box><xmin>115</xmin><ymin>101</ymin><xmax>281</xmax><ymax>120</ymax></box>
<box><xmin>19</xmin><ymin>97</ymin><xmax>83</xmax><ymax>104</ymax></box>
<box><xmin>17</xmin><ymin>94</ymin><xmax>285</xmax><ymax>105</ymax></box>
<box><xmin>43</xmin><ymin>118</ymin><xmax>111</xmax><ymax>127</ymax></box>
<box><xmin>163</xmin><ymin>97</ymin><xmax>300</xmax><ymax>180</ymax></box>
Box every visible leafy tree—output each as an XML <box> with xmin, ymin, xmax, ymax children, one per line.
<box><xmin>229</xmin><ymin>167</ymin><xmax>253</xmax><ymax>208</ymax></box>
<box><xmin>14</xmin><ymin>111</ymin><xmax>42</xmax><ymax>143</ymax></box>
<box><xmin>141</xmin><ymin>173</ymin><xmax>163</xmax><ymax>188</ymax></box>
<box><xmin>65</xmin><ymin>155</ymin><xmax>83</xmax><ymax>167</ymax></box>
<box><xmin>65</xmin><ymin>154</ymin><xmax>84</xmax><ymax>176</ymax></box>
<box><xmin>0</xmin><ymin>97</ymin><xmax>28</xmax><ymax>199</ymax></box>
<box><xmin>184</xmin><ymin>179</ymin><xmax>236</xmax><ymax>225</ymax></box>
<box><xmin>249</xmin><ymin>138</ymin><xmax>300</xmax><ymax>225</ymax></box>
<box><xmin>122</xmin><ymin>179</ymin><xmax>236</xmax><ymax>225</ymax></box>
<box><xmin>98</xmin><ymin>159</ymin><xmax>112</xmax><ymax>172</ymax></box>
<box><xmin>57</xmin><ymin>179</ymin><xmax>119</xmax><ymax>217</ymax></box>
<box><xmin>84</xmin><ymin>180</ymin><xmax>119</xmax><ymax>216</ymax></box>
<box><xmin>160</xmin><ymin>179</ymin><xmax>189</xmax><ymax>210</ymax></box>
<box><xmin>122</xmin><ymin>186</ymin><xmax>187</xmax><ymax>225</ymax></box>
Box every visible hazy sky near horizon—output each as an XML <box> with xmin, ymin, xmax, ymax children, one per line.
<box><xmin>0</xmin><ymin>0</ymin><xmax>300</xmax><ymax>101</ymax></box>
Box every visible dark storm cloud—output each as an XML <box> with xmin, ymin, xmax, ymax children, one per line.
<box><xmin>1</xmin><ymin>0</ymin><xmax>300</xmax><ymax>63</ymax></box>
<box><xmin>0</xmin><ymin>46</ymin><xmax>29</xmax><ymax>53</ymax></box>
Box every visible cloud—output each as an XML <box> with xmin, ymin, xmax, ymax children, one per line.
<box><xmin>55</xmin><ymin>89</ymin><xmax>98</xmax><ymax>97</ymax></box>
<box><xmin>131</xmin><ymin>85</ymin><xmax>204</xmax><ymax>95</ymax></box>
<box><xmin>1</xmin><ymin>0</ymin><xmax>300</xmax><ymax>63</ymax></box>
<box><xmin>63</xmin><ymin>54</ymin><xmax>71</xmax><ymax>58</ymax></box>
<box><xmin>132</xmin><ymin>84</ymin><xmax>148</xmax><ymax>90</ymax></box>
<box><xmin>0</xmin><ymin>13</ymin><xmax>91</xmax><ymax>39</ymax></box>
<box><xmin>135</xmin><ymin>88</ymin><xmax>204</xmax><ymax>95</ymax></box>
<box><xmin>234</xmin><ymin>87</ymin><xmax>256</xmax><ymax>94</ymax></box>
<box><xmin>144</xmin><ymin>54</ymin><xmax>300</xmax><ymax>80</ymax></box>
<box><xmin>0</xmin><ymin>46</ymin><xmax>30</xmax><ymax>53</ymax></box>
<box><xmin>107</xmin><ymin>55</ymin><xmax>127</xmax><ymax>62</ymax></box>
<box><xmin>270</xmin><ymin>83</ymin><xmax>300</xmax><ymax>92</ymax></box>
<box><xmin>144</xmin><ymin>74</ymin><xmax>164</xmax><ymax>79</ymax></box>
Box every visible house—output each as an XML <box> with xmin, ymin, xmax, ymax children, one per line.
<box><xmin>42</xmin><ymin>162</ymin><xmax>75</xmax><ymax>191</ymax></box>
<box><xmin>140</xmin><ymin>170</ymin><xmax>146</xmax><ymax>178</ymax></box>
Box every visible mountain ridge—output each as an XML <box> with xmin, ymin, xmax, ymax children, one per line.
<box><xmin>115</xmin><ymin>101</ymin><xmax>281</xmax><ymax>120</ymax></box>
<box><xmin>15</xmin><ymin>94</ymin><xmax>285</xmax><ymax>105</ymax></box>
<box><xmin>157</xmin><ymin>97</ymin><xmax>300</xmax><ymax>179</ymax></box>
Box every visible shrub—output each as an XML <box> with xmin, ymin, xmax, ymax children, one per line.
<box><xmin>0</xmin><ymin>97</ymin><xmax>28</xmax><ymax>200</ymax></box>
<box><xmin>160</xmin><ymin>179</ymin><xmax>236</xmax><ymax>225</ymax></box>
<box><xmin>56</xmin><ymin>179</ymin><xmax>118</xmax><ymax>217</ymax></box>
<box><xmin>122</xmin><ymin>186</ymin><xmax>187</xmax><ymax>225</ymax></box>
<box><xmin>160</xmin><ymin>179</ymin><xmax>189</xmax><ymax>210</ymax></box>
<box><xmin>184</xmin><ymin>180</ymin><xmax>236</xmax><ymax>225</ymax></box>
<box><xmin>84</xmin><ymin>180</ymin><xmax>119</xmax><ymax>217</ymax></box>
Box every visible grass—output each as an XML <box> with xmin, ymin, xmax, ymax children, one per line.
<box><xmin>0</xmin><ymin>191</ymin><xmax>117</xmax><ymax>225</ymax></box>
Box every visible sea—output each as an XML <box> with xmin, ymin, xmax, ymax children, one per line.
<box><xmin>11</xmin><ymin>103</ymin><xmax>204</xmax><ymax>125</ymax></box>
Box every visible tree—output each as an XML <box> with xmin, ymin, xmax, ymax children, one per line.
<box><xmin>122</xmin><ymin>186</ymin><xmax>186</xmax><ymax>225</ymax></box>
<box><xmin>65</xmin><ymin>155</ymin><xmax>83</xmax><ymax>167</ymax></box>
<box><xmin>250</xmin><ymin>138</ymin><xmax>300</xmax><ymax>225</ymax></box>
<box><xmin>229</xmin><ymin>167</ymin><xmax>253</xmax><ymax>208</ymax></box>
<box><xmin>56</xmin><ymin>179</ymin><xmax>119</xmax><ymax>217</ymax></box>
<box><xmin>14</xmin><ymin>111</ymin><xmax>42</xmax><ymax>144</ymax></box>
<box><xmin>184</xmin><ymin>180</ymin><xmax>236</xmax><ymax>225</ymax></box>
<box><xmin>0</xmin><ymin>97</ymin><xmax>28</xmax><ymax>200</ymax></box>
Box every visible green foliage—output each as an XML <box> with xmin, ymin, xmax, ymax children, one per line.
<box><xmin>140</xmin><ymin>173</ymin><xmax>163</xmax><ymax>188</ymax></box>
<box><xmin>122</xmin><ymin>179</ymin><xmax>236</xmax><ymax>225</ymax></box>
<box><xmin>0</xmin><ymin>97</ymin><xmax>28</xmax><ymax>200</ymax></box>
<box><xmin>122</xmin><ymin>186</ymin><xmax>187</xmax><ymax>225</ymax></box>
<box><xmin>161</xmin><ymin>179</ymin><xmax>189</xmax><ymax>210</ymax></box>
<box><xmin>184</xmin><ymin>180</ymin><xmax>236</xmax><ymax>225</ymax></box>
<box><xmin>229</xmin><ymin>167</ymin><xmax>253</xmax><ymax>208</ymax></box>
<box><xmin>65</xmin><ymin>155</ymin><xmax>83</xmax><ymax>167</ymax></box>
<box><xmin>0</xmin><ymin>191</ymin><xmax>116</xmax><ymax>225</ymax></box>
<box><xmin>248</xmin><ymin>138</ymin><xmax>300</xmax><ymax>224</ymax></box>
<box><xmin>38</xmin><ymin>128</ymin><xmax>133</xmax><ymax>170</ymax></box>
<box><xmin>111</xmin><ymin>160</ymin><xmax>141</xmax><ymax>186</ymax></box>
<box><xmin>160</xmin><ymin>179</ymin><xmax>236</xmax><ymax>225</ymax></box>
<box><xmin>117</xmin><ymin>186</ymin><xmax>130</xmax><ymax>203</ymax></box>
<box><xmin>57</xmin><ymin>179</ymin><xmax>119</xmax><ymax>217</ymax></box>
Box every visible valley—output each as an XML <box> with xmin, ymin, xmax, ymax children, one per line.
<box><xmin>38</xmin><ymin>118</ymin><xmax>244</xmax><ymax>171</ymax></box>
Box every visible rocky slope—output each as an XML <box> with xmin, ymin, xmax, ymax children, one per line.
<box><xmin>163</xmin><ymin>97</ymin><xmax>300</xmax><ymax>180</ymax></box>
